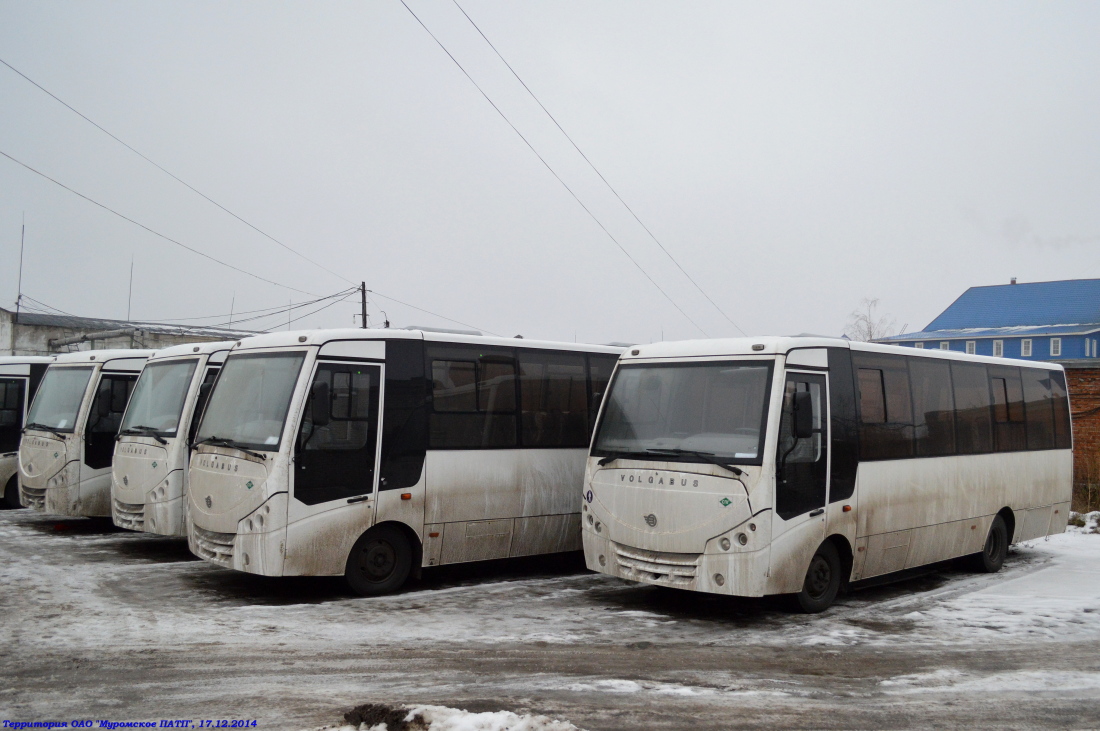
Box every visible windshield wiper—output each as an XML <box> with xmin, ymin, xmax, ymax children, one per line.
<box><xmin>193</xmin><ymin>436</ymin><xmax>266</xmax><ymax>460</ymax></box>
<box><xmin>120</xmin><ymin>426</ymin><xmax>168</xmax><ymax>445</ymax></box>
<box><xmin>644</xmin><ymin>448</ymin><xmax>744</xmax><ymax>476</ymax></box>
<box><xmin>24</xmin><ymin>422</ymin><xmax>66</xmax><ymax>440</ymax></box>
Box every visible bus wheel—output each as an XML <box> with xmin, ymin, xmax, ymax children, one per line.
<box><xmin>795</xmin><ymin>541</ymin><xmax>841</xmax><ymax>613</ymax></box>
<box><xmin>2</xmin><ymin>476</ymin><xmax>22</xmax><ymax>510</ymax></box>
<box><xmin>972</xmin><ymin>515</ymin><xmax>1008</xmax><ymax>573</ymax></box>
<box><xmin>345</xmin><ymin>525</ymin><xmax>413</xmax><ymax>597</ymax></box>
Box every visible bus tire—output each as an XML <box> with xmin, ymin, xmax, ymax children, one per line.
<box><xmin>2</xmin><ymin>476</ymin><xmax>22</xmax><ymax>510</ymax></box>
<box><xmin>344</xmin><ymin>524</ymin><xmax>413</xmax><ymax>597</ymax></box>
<box><xmin>794</xmin><ymin>541</ymin><xmax>841</xmax><ymax>613</ymax></box>
<box><xmin>972</xmin><ymin>515</ymin><xmax>1008</xmax><ymax>574</ymax></box>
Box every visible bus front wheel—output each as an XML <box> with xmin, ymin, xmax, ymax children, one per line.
<box><xmin>345</xmin><ymin>524</ymin><xmax>413</xmax><ymax>597</ymax></box>
<box><xmin>794</xmin><ymin>541</ymin><xmax>841</xmax><ymax>613</ymax></box>
<box><xmin>971</xmin><ymin>515</ymin><xmax>1008</xmax><ymax>573</ymax></box>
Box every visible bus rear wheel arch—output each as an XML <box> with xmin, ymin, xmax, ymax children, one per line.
<box><xmin>344</xmin><ymin>523</ymin><xmax>415</xmax><ymax>596</ymax></box>
<box><xmin>2</xmin><ymin>475</ymin><xmax>22</xmax><ymax>510</ymax></box>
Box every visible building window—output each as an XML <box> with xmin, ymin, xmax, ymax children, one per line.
<box><xmin>993</xmin><ymin>340</ymin><xmax>1004</xmax><ymax>357</ymax></box>
<box><xmin>1050</xmin><ymin>338</ymin><xmax>1062</xmax><ymax>357</ymax></box>
<box><xmin>1021</xmin><ymin>339</ymin><xmax>1032</xmax><ymax>357</ymax></box>
<box><xmin>965</xmin><ymin>341</ymin><xmax>976</xmax><ymax>355</ymax></box>
<box><xmin>939</xmin><ymin>342</ymin><xmax>950</xmax><ymax>351</ymax></box>
<box><xmin>914</xmin><ymin>342</ymin><xmax>924</xmax><ymax>349</ymax></box>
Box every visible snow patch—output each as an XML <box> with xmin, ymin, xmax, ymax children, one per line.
<box><xmin>308</xmin><ymin>704</ymin><xmax>582</xmax><ymax>731</ymax></box>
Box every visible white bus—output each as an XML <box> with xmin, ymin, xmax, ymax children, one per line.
<box><xmin>111</xmin><ymin>341</ymin><xmax>233</xmax><ymax>535</ymax></box>
<box><xmin>0</xmin><ymin>356</ymin><xmax>55</xmax><ymax>509</ymax></box>
<box><xmin>582</xmin><ymin>337</ymin><xmax>1073</xmax><ymax>612</ymax></box>
<box><xmin>20</xmin><ymin>349</ymin><xmax>155</xmax><ymax>516</ymax></box>
<box><xmin>186</xmin><ymin>328</ymin><xmax>622</xmax><ymax>594</ymax></box>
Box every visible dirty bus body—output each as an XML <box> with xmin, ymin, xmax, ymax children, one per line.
<box><xmin>583</xmin><ymin>337</ymin><xmax>1073</xmax><ymax>612</ymax></box>
<box><xmin>111</xmin><ymin>341</ymin><xmax>232</xmax><ymax>535</ymax></box>
<box><xmin>0</xmin><ymin>356</ymin><xmax>54</xmax><ymax>509</ymax></box>
<box><xmin>19</xmin><ymin>349</ymin><xmax>155</xmax><ymax>516</ymax></box>
<box><xmin>187</xmin><ymin>328</ymin><xmax>622</xmax><ymax>594</ymax></box>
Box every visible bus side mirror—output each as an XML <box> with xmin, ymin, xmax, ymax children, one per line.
<box><xmin>97</xmin><ymin>388</ymin><xmax>112</xmax><ymax>416</ymax></box>
<box><xmin>311</xmin><ymin>382</ymin><xmax>331</xmax><ymax>427</ymax></box>
<box><xmin>793</xmin><ymin>391</ymin><xmax>814</xmax><ymax>439</ymax></box>
<box><xmin>198</xmin><ymin>382</ymin><xmax>212</xmax><ymax>400</ymax></box>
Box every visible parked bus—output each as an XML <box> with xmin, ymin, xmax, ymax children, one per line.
<box><xmin>186</xmin><ymin>328</ymin><xmax>622</xmax><ymax>594</ymax></box>
<box><xmin>0</xmin><ymin>356</ymin><xmax>55</xmax><ymax>509</ymax></box>
<box><xmin>111</xmin><ymin>341</ymin><xmax>233</xmax><ymax>535</ymax></box>
<box><xmin>20</xmin><ymin>349</ymin><xmax>155</xmax><ymax>516</ymax></box>
<box><xmin>583</xmin><ymin>337</ymin><xmax>1072</xmax><ymax>612</ymax></box>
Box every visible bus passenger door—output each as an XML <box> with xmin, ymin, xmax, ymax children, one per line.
<box><xmin>769</xmin><ymin>371</ymin><xmax>829</xmax><ymax>593</ymax></box>
<box><xmin>290</xmin><ymin>362</ymin><xmax>383</xmax><ymax>532</ymax></box>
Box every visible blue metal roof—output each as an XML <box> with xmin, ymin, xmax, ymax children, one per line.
<box><xmin>881</xmin><ymin>323</ymin><xmax>1100</xmax><ymax>341</ymax></box>
<box><xmin>924</xmin><ymin>279</ymin><xmax>1100</xmax><ymax>330</ymax></box>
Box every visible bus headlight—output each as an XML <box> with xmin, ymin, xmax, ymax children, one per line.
<box><xmin>719</xmin><ymin>537</ymin><xmax>731</xmax><ymax>551</ymax></box>
<box><xmin>737</xmin><ymin>533</ymin><xmax>748</xmax><ymax>546</ymax></box>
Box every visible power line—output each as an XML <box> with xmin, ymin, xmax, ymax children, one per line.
<box><xmin>0</xmin><ymin>57</ymin><xmax>356</xmax><ymax>288</ymax></box>
<box><xmin>398</xmin><ymin>0</ymin><xmax>708</xmax><ymax>337</ymax></box>
<box><xmin>452</xmin><ymin>0</ymin><xmax>747</xmax><ymax>337</ymax></box>
<box><xmin>260</xmin><ymin>291</ymin><xmax>358</xmax><ymax>333</ymax></box>
<box><xmin>368</xmin><ymin>289</ymin><xmax>501</xmax><ymax>336</ymax></box>
<box><xmin>141</xmin><ymin>289</ymin><xmax>356</xmax><ymax>324</ymax></box>
<box><xmin>0</xmin><ymin>148</ymin><xmax>321</xmax><ymax>297</ymax></box>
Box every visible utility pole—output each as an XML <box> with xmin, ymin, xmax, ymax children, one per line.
<box><xmin>360</xmin><ymin>282</ymin><xmax>368</xmax><ymax>329</ymax></box>
<box><xmin>15</xmin><ymin>213</ymin><xmax>25</xmax><ymax>321</ymax></box>
<box><xmin>228</xmin><ymin>293</ymin><xmax>235</xmax><ymax>328</ymax></box>
<box><xmin>126</xmin><ymin>255</ymin><xmax>134</xmax><ymax>321</ymax></box>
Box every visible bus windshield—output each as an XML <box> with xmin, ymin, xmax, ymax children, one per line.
<box><xmin>194</xmin><ymin>352</ymin><xmax>305</xmax><ymax>451</ymax></box>
<box><xmin>120</xmin><ymin>359</ymin><xmax>198</xmax><ymax>436</ymax></box>
<box><xmin>25</xmin><ymin>366</ymin><xmax>94</xmax><ymax>433</ymax></box>
<box><xmin>592</xmin><ymin>361</ymin><xmax>773</xmax><ymax>466</ymax></box>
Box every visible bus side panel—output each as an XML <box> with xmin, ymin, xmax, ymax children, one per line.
<box><xmin>510</xmin><ymin>513</ymin><xmax>581</xmax><ymax>557</ymax></box>
<box><xmin>283</xmin><ymin>498</ymin><xmax>380</xmax><ymax>576</ymax></box>
<box><xmin>425</xmin><ymin>450</ymin><xmax>523</xmax><ymax>524</ymax></box>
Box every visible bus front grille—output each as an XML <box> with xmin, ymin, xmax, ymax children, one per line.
<box><xmin>113</xmin><ymin>499</ymin><xmax>145</xmax><ymax>531</ymax></box>
<box><xmin>192</xmin><ymin>525</ymin><xmax>236</xmax><ymax>566</ymax></box>
<box><xmin>20</xmin><ymin>484</ymin><xmax>45</xmax><ymax>510</ymax></box>
<box><xmin>613</xmin><ymin>544</ymin><xmax>700</xmax><ymax>586</ymax></box>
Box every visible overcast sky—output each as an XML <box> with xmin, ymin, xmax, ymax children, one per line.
<box><xmin>1</xmin><ymin>1</ymin><xmax>1098</xmax><ymax>345</ymax></box>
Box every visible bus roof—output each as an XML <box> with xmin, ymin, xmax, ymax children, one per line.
<box><xmin>226</xmin><ymin>328</ymin><xmax>626</xmax><ymax>356</ymax></box>
<box><xmin>622</xmin><ymin>336</ymin><xmax>1065</xmax><ymax>371</ymax></box>
<box><xmin>146</xmin><ymin>340</ymin><xmax>236</xmax><ymax>362</ymax></box>
<box><xmin>51</xmin><ymin>349</ymin><xmax>157</xmax><ymax>372</ymax></box>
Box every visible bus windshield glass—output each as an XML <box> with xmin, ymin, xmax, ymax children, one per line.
<box><xmin>120</xmin><ymin>359</ymin><xmax>198</xmax><ymax>436</ymax></box>
<box><xmin>592</xmin><ymin>361</ymin><xmax>773</xmax><ymax>466</ymax></box>
<box><xmin>194</xmin><ymin>352</ymin><xmax>305</xmax><ymax>451</ymax></box>
<box><xmin>25</xmin><ymin>366</ymin><xmax>94</xmax><ymax>433</ymax></box>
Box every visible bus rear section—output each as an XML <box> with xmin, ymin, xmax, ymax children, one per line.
<box><xmin>186</xmin><ymin>328</ymin><xmax>622</xmax><ymax>595</ymax></box>
<box><xmin>583</xmin><ymin>337</ymin><xmax>1072</xmax><ymax>612</ymax></box>
<box><xmin>111</xmin><ymin>342</ymin><xmax>231</xmax><ymax>535</ymax></box>
<box><xmin>19</xmin><ymin>350</ymin><xmax>154</xmax><ymax>516</ymax></box>
<box><xmin>0</xmin><ymin>356</ymin><xmax>53</xmax><ymax>509</ymax></box>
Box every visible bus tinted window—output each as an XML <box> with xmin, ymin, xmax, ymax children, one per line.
<box><xmin>428</xmin><ymin>346</ymin><xmax>517</xmax><ymax>448</ymax></box>
<box><xmin>587</xmin><ymin>354</ymin><xmax>619</xmax><ymax>436</ymax></box>
<box><xmin>1021</xmin><ymin>368</ymin><xmax>1056</xmax><ymax>451</ymax></box>
<box><xmin>853</xmin><ymin>353</ymin><xmax>912</xmax><ymax>460</ymax></box>
<box><xmin>989</xmin><ymin>366</ymin><xmax>1026</xmax><ymax>451</ymax></box>
<box><xmin>1050</xmin><ymin>370</ymin><xmax>1072</xmax><ymax>449</ymax></box>
<box><xmin>0</xmin><ymin>378</ymin><xmax>26</xmax><ymax>452</ymax></box>
<box><xmin>951</xmin><ymin>362</ymin><xmax>993</xmax><ymax>454</ymax></box>
<box><xmin>518</xmin><ymin>351</ymin><xmax>588</xmax><ymax>448</ymax></box>
<box><xmin>910</xmin><ymin>358</ymin><xmax>955</xmax><ymax>457</ymax></box>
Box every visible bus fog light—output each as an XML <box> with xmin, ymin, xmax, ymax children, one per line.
<box><xmin>595</xmin><ymin>521</ymin><xmax>602</xmax><ymax>533</ymax></box>
<box><xmin>256</xmin><ymin>514</ymin><xmax>264</xmax><ymax>528</ymax></box>
<box><xmin>748</xmin><ymin>523</ymin><xmax>756</xmax><ymax>532</ymax></box>
<box><xmin>714</xmin><ymin>573</ymin><xmax>725</xmax><ymax>586</ymax></box>
<box><xmin>598</xmin><ymin>554</ymin><xmax>606</xmax><ymax>566</ymax></box>
<box><xmin>719</xmin><ymin>537</ymin><xmax>731</xmax><ymax>551</ymax></box>
<box><xmin>247</xmin><ymin>519</ymin><xmax>254</xmax><ymax>531</ymax></box>
<box><xmin>587</xmin><ymin>514</ymin><xmax>593</xmax><ymax>525</ymax></box>
<box><xmin>242</xmin><ymin>553</ymin><xmax>250</xmax><ymax>566</ymax></box>
<box><xmin>737</xmin><ymin>533</ymin><xmax>748</xmax><ymax>546</ymax></box>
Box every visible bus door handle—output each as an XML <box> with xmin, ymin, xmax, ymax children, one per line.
<box><xmin>808</xmin><ymin>508</ymin><xmax>824</xmax><ymax>517</ymax></box>
<box><xmin>347</xmin><ymin>495</ymin><xmax>371</xmax><ymax>505</ymax></box>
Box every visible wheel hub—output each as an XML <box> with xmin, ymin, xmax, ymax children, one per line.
<box><xmin>359</xmin><ymin>539</ymin><xmax>396</xmax><ymax>581</ymax></box>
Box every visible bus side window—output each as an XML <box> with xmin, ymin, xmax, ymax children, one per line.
<box><xmin>427</xmin><ymin>347</ymin><xmax>517</xmax><ymax>449</ymax></box>
<box><xmin>0</xmin><ymin>378</ymin><xmax>26</xmax><ymax>452</ymax></box>
<box><xmin>587</xmin><ymin>354</ymin><xmax>619</xmax><ymax>438</ymax></box>
<box><xmin>1049</xmin><ymin>370</ymin><xmax>1072</xmax><ymax>449</ymax></box>
<box><xmin>853</xmin><ymin>353</ymin><xmax>913</xmax><ymax>460</ymax></box>
<box><xmin>1021</xmin><ymin>368</ymin><xmax>1056</xmax><ymax>450</ymax></box>
<box><xmin>518</xmin><ymin>351</ymin><xmax>588</xmax><ymax>448</ymax></box>
<box><xmin>776</xmin><ymin>375</ymin><xmax>827</xmax><ymax>520</ymax></box>
<box><xmin>85</xmin><ymin>374</ymin><xmax>137</xmax><ymax>470</ymax></box>
<box><xmin>857</xmin><ymin>369</ymin><xmax>885</xmax><ymax>422</ymax></box>
<box><xmin>989</xmin><ymin>366</ymin><xmax>1026</xmax><ymax>451</ymax></box>
<box><xmin>909</xmin><ymin>358</ymin><xmax>955</xmax><ymax>457</ymax></box>
<box><xmin>951</xmin><ymin>361</ymin><xmax>993</xmax><ymax>454</ymax></box>
<box><xmin>188</xmin><ymin>367</ymin><xmax>220</xmax><ymax>444</ymax></box>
